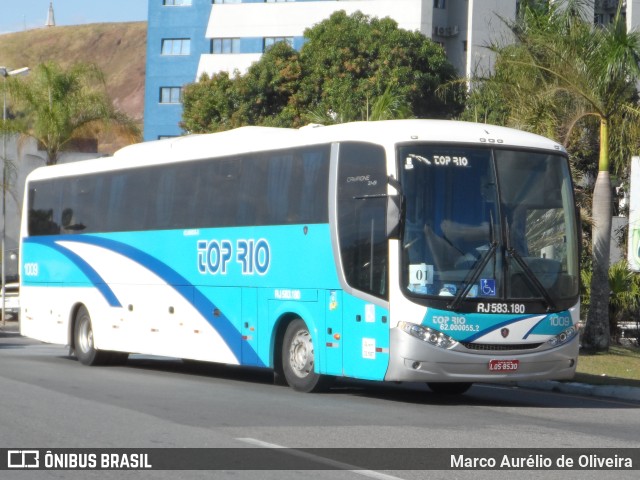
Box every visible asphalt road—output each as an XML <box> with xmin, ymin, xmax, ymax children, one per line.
<box><xmin>1</xmin><ymin>327</ymin><xmax>638</xmax><ymax>480</ymax></box>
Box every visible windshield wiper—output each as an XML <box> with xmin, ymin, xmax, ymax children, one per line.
<box><xmin>448</xmin><ymin>212</ymin><xmax>497</xmax><ymax>311</ymax></box>
<box><xmin>507</xmin><ymin>247</ymin><xmax>557</xmax><ymax>312</ymax></box>
<box><xmin>448</xmin><ymin>241</ymin><xmax>497</xmax><ymax>311</ymax></box>
<box><xmin>505</xmin><ymin>223</ymin><xmax>557</xmax><ymax>312</ymax></box>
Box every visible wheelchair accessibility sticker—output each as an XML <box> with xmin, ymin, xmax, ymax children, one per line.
<box><xmin>480</xmin><ymin>279</ymin><xmax>496</xmax><ymax>296</ymax></box>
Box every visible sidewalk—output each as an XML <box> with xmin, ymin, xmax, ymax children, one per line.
<box><xmin>2</xmin><ymin>318</ymin><xmax>639</xmax><ymax>402</ymax></box>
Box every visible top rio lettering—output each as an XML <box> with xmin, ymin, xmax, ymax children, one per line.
<box><xmin>433</xmin><ymin>155</ymin><xmax>469</xmax><ymax>167</ymax></box>
<box><xmin>198</xmin><ymin>238</ymin><xmax>270</xmax><ymax>276</ymax></box>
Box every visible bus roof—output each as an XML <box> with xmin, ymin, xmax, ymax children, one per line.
<box><xmin>26</xmin><ymin>120</ymin><xmax>565</xmax><ymax>181</ymax></box>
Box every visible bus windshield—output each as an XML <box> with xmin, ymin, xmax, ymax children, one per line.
<box><xmin>399</xmin><ymin>144</ymin><xmax>580</xmax><ymax>313</ymax></box>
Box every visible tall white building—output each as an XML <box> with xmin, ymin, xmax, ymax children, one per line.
<box><xmin>199</xmin><ymin>0</ymin><xmax>515</xmax><ymax>80</ymax></box>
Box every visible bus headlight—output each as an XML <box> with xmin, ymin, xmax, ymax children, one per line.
<box><xmin>546</xmin><ymin>325</ymin><xmax>579</xmax><ymax>347</ymax></box>
<box><xmin>397</xmin><ymin>321</ymin><xmax>458</xmax><ymax>349</ymax></box>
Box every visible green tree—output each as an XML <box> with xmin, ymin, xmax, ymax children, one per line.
<box><xmin>180</xmin><ymin>71</ymin><xmax>241</xmax><ymax>134</ymax></box>
<box><xmin>465</xmin><ymin>0</ymin><xmax>640</xmax><ymax>352</ymax></box>
<box><xmin>236</xmin><ymin>41</ymin><xmax>304</xmax><ymax>127</ymax></box>
<box><xmin>296</xmin><ymin>10</ymin><xmax>463</xmax><ymax>123</ymax></box>
<box><xmin>181</xmin><ymin>43</ymin><xmax>304</xmax><ymax>133</ymax></box>
<box><xmin>8</xmin><ymin>62</ymin><xmax>139</xmax><ymax>165</ymax></box>
<box><xmin>181</xmin><ymin>11</ymin><xmax>465</xmax><ymax>131</ymax></box>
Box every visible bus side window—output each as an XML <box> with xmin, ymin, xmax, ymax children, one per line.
<box><xmin>299</xmin><ymin>149</ymin><xmax>329</xmax><ymax>223</ymax></box>
<box><xmin>266</xmin><ymin>154</ymin><xmax>295</xmax><ymax>224</ymax></box>
<box><xmin>28</xmin><ymin>182</ymin><xmax>62</xmax><ymax>236</ymax></box>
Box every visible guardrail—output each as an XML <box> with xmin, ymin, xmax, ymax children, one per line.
<box><xmin>617</xmin><ymin>321</ymin><xmax>639</xmax><ymax>339</ymax></box>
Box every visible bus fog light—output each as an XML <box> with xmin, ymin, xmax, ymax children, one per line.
<box><xmin>398</xmin><ymin>321</ymin><xmax>458</xmax><ymax>349</ymax></box>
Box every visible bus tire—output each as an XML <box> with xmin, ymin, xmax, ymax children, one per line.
<box><xmin>427</xmin><ymin>382</ymin><xmax>472</xmax><ymax>395</ymax></box>
<box><xmin>282</xmin><ymin>318</ymin><xmax>328</xmax><ymax>393</ymax></box>
<box><xmin>107</xmin><ymin>351</ymin><xmax>129</xmax><ymax>366</ymax></box>
<box><xmin>74</xmin><ymin>306</ymin><xmax>111</xmax><ymax>366</ymax></box>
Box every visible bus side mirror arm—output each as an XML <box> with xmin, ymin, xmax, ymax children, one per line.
<box><xmin>386</xmin><ymin>194</ymin><xmax>403</xmax><ymax>239</ymax></box>
<box><xmin>386</xmin><ymin>175</ymin><xmax>403</xmax><ymax>239</ymax></box>
<box><xmin>576</xmin><ymin>204</ymin><xmax>583</xmax><ymax>260</ymax></box>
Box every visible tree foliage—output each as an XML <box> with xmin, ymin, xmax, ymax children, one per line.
<box><xmin>181</xmin><ymin>11</ymin><xmax>464</xmax><ymax>132</ymax></box>
<box><xmin>295</xmin><ymin>11</ymin><xmax>463</xmax><ymax>123</ymax></box>
<box><xmin>7</xmin><ymin>61</ymin><xmax>140</xmax><ymax>165</ymax></box>
<box><xmin>181</xmin><ymin>71</ymin><xmax>241</xmax><ymax>133</ymax></box>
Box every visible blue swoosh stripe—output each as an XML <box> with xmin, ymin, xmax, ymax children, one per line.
<box><xmin>523</xmin><ymin>316</ymin><xmax>548</xmax><ymax>340</ymax></box>
<box><xmin>464</xmin><ymin>315</ymin><xmax>534</xmax><ymax>342</ymax></box>
<box><xmin>26</xmin><ymin>235</ymin><xmax>264</xmax><ymax>367</ymax></box>
<box><xmin>25</xmin><ymin>238</ymin><xmax>122</xmax><ymax>308</ymax></box>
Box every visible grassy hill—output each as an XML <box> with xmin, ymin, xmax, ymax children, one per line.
<box><xmin>0</xmin><ymin>22</ymin><xmax>147</xmax><ymax>152</ymax></box>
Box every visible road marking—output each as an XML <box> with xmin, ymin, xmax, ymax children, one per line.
<box><xmin>236</xmin><ymin>437</ymin><xmax>406</xmax><ymax>480</ymax></box>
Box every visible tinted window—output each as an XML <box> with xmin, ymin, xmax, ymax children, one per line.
<box><xmin>28</xmin><ymin>181</ymin><xmax>61</xmax><ymax>235</ymax></box>
<box><xmin>28</xmin><ymin>145</ymin><xmax>331</xmax><ymax>235</ymax></box>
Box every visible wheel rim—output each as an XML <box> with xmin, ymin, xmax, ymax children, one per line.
<box><xmin>78</xmin><ymin>317</ymin><xmax>93</xmax><ymax>354</ymax></box>
<box><xmin>288</xmin><ymin>329</ymin><xmax>314</xmax><ymax>379</ymax></box>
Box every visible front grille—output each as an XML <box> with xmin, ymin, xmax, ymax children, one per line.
<box><xmin>461</xmin><ymin>342</ymin><xmax>543</xmax><ymax>352</ymax></box>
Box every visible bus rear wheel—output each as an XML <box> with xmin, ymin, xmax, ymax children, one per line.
<box><xmin>74</xmin><ymin>306</ymin><xmax>113</xmax><ymax>366</ymax></box>
<box><xmin>427</xmin><ymin>382</ymin><xmax>472</xmax><ymax>395</ymax></box>
<box><xmin>282</xmin><ymin>318</ymin><xmax>328</xmax><ymax>393</ymax></box>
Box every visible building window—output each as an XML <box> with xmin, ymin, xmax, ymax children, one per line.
<box><xmin>160</xmin><ymin>87</ymin><xmax>183</xmax><ymax>104</ymax></box>
<box><xmin>265</xmin><ymin>0</ymin><xmax>297</xmax><ymax>3</ymax></box>
<box><xmin>434</xmin><ymin>0</ymin><xmax>446</xmax><ymax>8</ymax></box>
<box><xmin>264</xmin><ymin>37</ymin><xmax>294</xmax><ymax>51</ymax></box>
<box><xmin>213</xmin><ymin>0</ymin><xmax>241</xmax><ymax>4</ymax></box>
<box><xmin>163</xmin><ymin>0</ymin><xmax>192</xmax><ymax>5</ymax></box>
<box><xmin>161</xmin><ymin>39</ymin><xmax>191</xmax><ymax>55</ymax></box>
<box><xmin>212</xmin><ymin>38</ymin><xmax>241</xmax><ymax>54</ymax></box>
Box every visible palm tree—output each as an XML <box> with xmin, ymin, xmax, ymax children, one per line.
<box><xmin>472</xmin><ymin>0</ymin><xmax>640</xmax><ymax>351</ymax></box>
<box><xmin>7</xmin><ymin>62</ymin><xmax>139</xmax><ymax>165</ymax></box>
<box><xmin>367</xmin><ymin>85</ymin><xmax>412</xmax><ymax>121</ymax></box>
<box><xmin>305</xmin><ymin>85</ymin><xmax>412</xmax><ymax>125</ymax></box>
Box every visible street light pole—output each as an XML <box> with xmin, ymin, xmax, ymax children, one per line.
<box><xmin>1</xmin><ymin>66</ymin><xmax>29</xmax><ymax>326</ymax></box>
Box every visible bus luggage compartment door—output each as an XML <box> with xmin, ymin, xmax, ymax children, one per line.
<box><xmin>342</xmin><ymin>296</ymin><xmax>390</xmax><ymax>381</ymax></box>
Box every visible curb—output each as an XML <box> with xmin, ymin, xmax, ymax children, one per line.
<box><xmin>518</xmin><ymin>381</ymin><xmax>640</xmax><ymax>402</ymax></box>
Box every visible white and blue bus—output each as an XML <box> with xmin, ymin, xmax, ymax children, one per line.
<box><xmin>20</xmin><ymin>120</ymin><xmax>580</xmax><ymax>394</ymax></box>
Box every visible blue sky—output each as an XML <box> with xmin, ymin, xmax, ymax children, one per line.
<box><xmin>0</xmin><ymin>0</ymin><xmax>148</xmax><ymax>34</ymax></box>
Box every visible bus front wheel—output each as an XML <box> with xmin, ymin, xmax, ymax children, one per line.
<box><xmin>74</xmin><ymin>306</ymin><xmax>112</xmax><ymax>366</ymax></box>
<box><xmin>282</xmin><ymin>318</ymin><xmax>328</xmax><ymax>393</ymax></box>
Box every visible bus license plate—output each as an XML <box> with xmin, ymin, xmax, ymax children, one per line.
<box><xmin>488</xmin><ymin>359</ymin><xmax>519</xmax><ymax>372</ymax></box>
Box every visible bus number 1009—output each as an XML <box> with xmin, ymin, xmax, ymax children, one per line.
<box><xmin>476</xmin><ymin>303</ymin><xmax>526</xmax><ymax>314</ymax></box>
<box><xmin>24</xmin><ymin>263</ymin><xmax>39</xmax><ymax>277</ymax></box>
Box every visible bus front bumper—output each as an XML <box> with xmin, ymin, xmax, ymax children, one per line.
<box><xmin>384</xmin><ymin>327</ymin><xmax>579</xmax><ymax>383</ymax></box>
